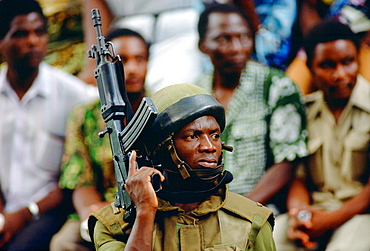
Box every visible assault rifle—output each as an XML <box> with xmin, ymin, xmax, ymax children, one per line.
<box><xmin>88</xmin><ymin>8</ymin><xmax>159</xmax><ymax>219</ymax></box>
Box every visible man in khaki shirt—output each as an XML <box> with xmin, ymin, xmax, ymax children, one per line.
<box><xmin>274</xmin><ymin>19</ymin><xmax>370</xmax><ymax>251</ymax></box>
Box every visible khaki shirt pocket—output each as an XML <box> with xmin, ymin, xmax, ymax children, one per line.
<box><xmin>306</xmin><ymin>137</ymin><xmax>325</xmax><ymax>186</ymax></box>
<box><xmin>343</xmin><ymin>131</ymin><xmax>370</xmax><ymax>181</ymax></box>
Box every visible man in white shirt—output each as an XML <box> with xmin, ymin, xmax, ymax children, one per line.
<box><xmin>0</xmin><ymin>0</ymin><xmax>97</xmax><ymax>250</ymax></box>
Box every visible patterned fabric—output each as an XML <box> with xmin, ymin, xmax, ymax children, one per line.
<box><xmin>0</xmin><ymin>0</ymin><xmax>86</xmax><ymax>75</ymax></box>
<box><xmin>315</xmin><ymin>0</ymin><xmax>349</xmax><ymax>18</ymax></box>
<box><xmin>196</xmin><ymin>61</ymin><xmax>308</xmax><ymax>195</ymax></box>
<box><xmin>40</xmin><ymin>0</ymin><xmax>85</xmax><ymax>76</ymax></box>
<box><xmin>59</xmin><ymin>99</ymin><xmax>116</xmax><ymax>203</ymax></box>
<box><xmin>254</xmin><ymin>0</ymin><xmax>297</xmax><ymax>69</ymax></box>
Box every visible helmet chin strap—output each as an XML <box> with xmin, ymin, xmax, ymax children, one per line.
<box><xmin>157</xmin><ymin>170</ymin><xmax>233</xmax><ymax>204</ymax></box>
<box><xmin>156</xmin><ymin>139</ymin><xmax>234</xmax><ymax>204</ymax></box>
<box><xmin>166</xmin><ymin>139</ymin><xmax>191</xmax><ymax>179</ymax></box>
<box><xmin>166</xmin><ymin>139</ymin><xmax>232</xmax><ymax>181</ymax></box>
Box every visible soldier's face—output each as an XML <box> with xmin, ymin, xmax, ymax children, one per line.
<box><xmin>173</xmin><ymin>116</ymin><xmax>222</xmax><ymax>170</ymax></box>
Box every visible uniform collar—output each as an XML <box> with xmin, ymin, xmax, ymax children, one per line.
<box><xmin>157</xmin><ymin>187</ymin><xmax>227</xmax><ymax>216</ymax></box>
<box><xmin>349</xmin><ymin>75</ymin><xmax>370</xmax><ymax>113</ymax></box>
<box><xmin>305</xmin><ymin>75</ymin><xmax>370</xmax><ymax>121</ymax></box>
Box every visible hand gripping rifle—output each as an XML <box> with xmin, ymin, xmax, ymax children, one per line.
<box><xmin>88</xmin><ymin>9</ymin><xmax>159</xmax><ymax>220</ymax></box>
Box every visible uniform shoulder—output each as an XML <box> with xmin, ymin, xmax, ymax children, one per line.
<box><xmin>90</xmin><ymin>203</ymin><xmax>127</xmax><ymax>228</ymax></box>
<box><xmin>222</xmin><ymin>191</ymin><xmax>274</xmax><ymax>228</ymax></box>
<box><xmin>304</xmin><ymin>91</ymin><xmax>322</xmax><ymax>105</ymax></box>
<box><xmin>89</xmin><ymin>204</ymin><xmax>131</xmax><ymax>238</ymax></box>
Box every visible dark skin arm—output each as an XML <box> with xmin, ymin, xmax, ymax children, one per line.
<box><xmin>73</xmin><ymin>187</ymin><xmax>111</xmax><ymax>221</ymax></box>
<box><xmin>306</xmin><ymin>178</ymin><xmax>370</xmax><ymax>238</ymax></box>
<box><xmin>285</xmin><ymin>177</ymin><xmax>316</xmax><ymax>249</ymax></box>
<box><xmin>287</xmin><ymin>177</ymin><xmax>370</xmax><ymax>248</ymax></box>
<box><xmin>246</xmin><ymin>161</ymin><xmax>295</xmax><ymax>204</ymax></box>
<box><xmin>124</xmin><ymin>151</ymin><xmax>165</xmax><ymax>251</ymax></box>
<box><xmin>0</xmin><ymin>187</ymin><xmax>63</xmax><ymax>247</ymax></box>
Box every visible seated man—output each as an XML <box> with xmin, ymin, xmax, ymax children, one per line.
<box><xmin>196</xmin><ymin>3</ymin><xmax>308</xmax><ymax>214</ymax></box>
<box><xmin>274</xmin><ymin>19</ymin><xmax>370</xmax><ymax>251</ymax></box>
<box><xmin>0</xmin><ymin>0</ymin><xmax>97</xmax><ymax>250</ymax></box>
<box><xmin>88</xmin><ymin>84</ymin><xmax>276</xmax><ymax>250</ymax></box>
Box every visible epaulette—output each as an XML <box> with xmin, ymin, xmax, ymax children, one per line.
<box><xmin>88</xmin><ymin>203</ymin><xmax>129</xmax><ymax>243</ymax></box>
<box><xmin>222</xmin><ymin>191</ymin><xmax>274</xmax><ymax>229</ymax></box>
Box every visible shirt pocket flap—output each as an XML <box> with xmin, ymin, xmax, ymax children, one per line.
<box><xmin>307</xmin><ymin>137</ymin><xmax>322</xmax><ymax>155</ymax></box>
<box><xmin>344</xmin><ymin>131</ymin><xmax>370</xmax><ymax>151</ymax></box>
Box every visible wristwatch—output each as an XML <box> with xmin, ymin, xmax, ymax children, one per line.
<box><xmin>28</xmin><ymin>202</ymin><xmax>40</xmax><ymax>220</ymax></box>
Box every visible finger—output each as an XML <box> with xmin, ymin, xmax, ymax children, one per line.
<box><xmin>138</xmin><ymin>167</ymin><xmax>163</xmax><ymax>184</ymax></box>
<box><xmin>152</xmin><ymin>169</ymin><xmax>165</xmax><ymax>182</ymax></box>
<box><xmin>302</xmin><ymin>238</ymin><xmax>316</xmax><ymax>249</ymax></box>
<box><xmin>289</xmin><ymin>208</ymin><xmax>299</xmax><ymax>217</ymax></box>
<box><xmin>128</xmin><ymin>150</ymin><xmax>137</xmax><ymax>177</ymax></box>
<box><xmin>288</xmin><ymin>214</ymin><xmax>302</xmax><ymax>228</ymax></box>
<box><xmin>303</xmin><ymin>220</ymin><xmax>313</xmax><ymax>229</ymax></box>
<box><xmin>150</xmin><ymin>169</ymin><xmax>166</xmax><ymax>191</ymax></box>
<box><xmin>288</xmin><ymin>227</ymin><xmax>303</xmax><ymax>241</ymax></box>
<box><xmin>288</xmin><ymin>228</ymin><xmax>311</xmax><ymax>247</ymax></box>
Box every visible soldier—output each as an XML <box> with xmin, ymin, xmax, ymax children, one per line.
<box><xmin>89</xmin><ymin>84</ymin><xmax>276</xmax><ymax>250</ymax></box>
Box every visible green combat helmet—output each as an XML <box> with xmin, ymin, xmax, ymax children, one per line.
<box><xmin>148</xmin><ymin>84</ymin><xmax>233</xmax><ymax>203</ymax></box>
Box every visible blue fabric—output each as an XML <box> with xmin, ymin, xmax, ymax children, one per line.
<box><xmin>253</xmin><ymin>0</ymin><xmax>296</xmax><ymax>69</ymax></box>
<box><xmin>328</xmin><ymin>0</ymin><xmax>350</xmax><ymax>17</ymax></box>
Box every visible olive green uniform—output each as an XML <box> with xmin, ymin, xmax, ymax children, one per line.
<box><xmin>89</xmin><ymin>188</ymin><xmax>276</xmax><ymax>251</ymax></box>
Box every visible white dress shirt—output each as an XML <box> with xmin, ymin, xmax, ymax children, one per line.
<box><xmin>0</xmin><ymin>63</ymin><xmax>98</xmax><ymax>213</ymax></box>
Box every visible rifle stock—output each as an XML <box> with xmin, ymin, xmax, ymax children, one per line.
<box><xmin>88</xmin><ymin>8</ymin><xmax>158</xmax><ymax>219</ymax></box>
